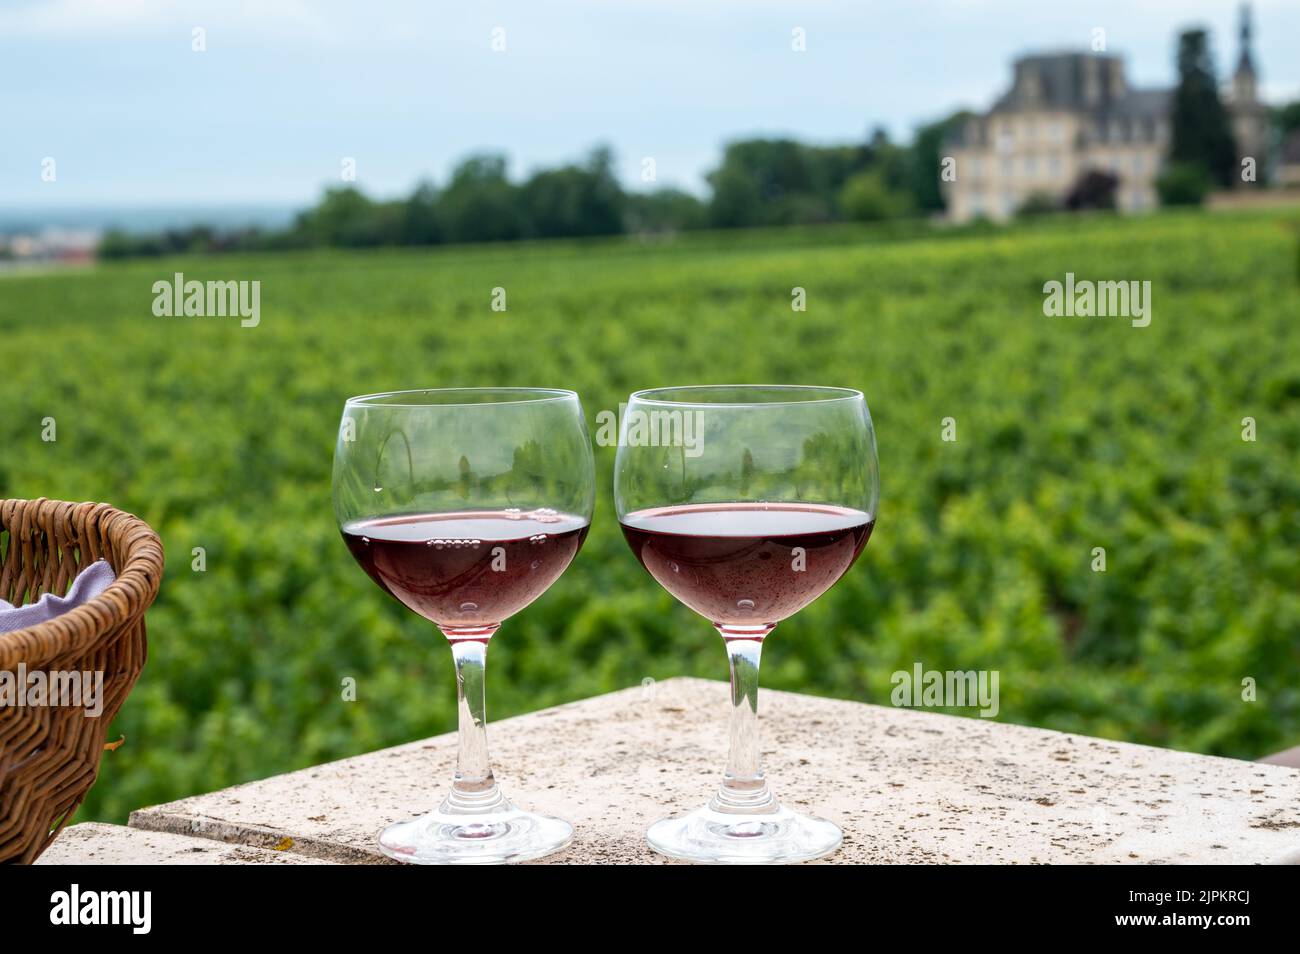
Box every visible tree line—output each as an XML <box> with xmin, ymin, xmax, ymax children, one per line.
<box><xmin>99</xmin><ymin>118</ymin><xmax>965</xmax><ymax>259</ymax></box>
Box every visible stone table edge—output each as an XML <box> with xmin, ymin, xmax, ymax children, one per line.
<box><xmin>125</xmin><ymin>676</ymin><xmax>1300</xmax><ymax>864</ymax></box>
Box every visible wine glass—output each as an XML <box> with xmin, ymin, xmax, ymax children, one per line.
<box><xmin>614</xmin><ymin>385</ymin><xmax>878</xmax><ymax>863</ymax></box>
<box><xmin>333</xmin><ymin>388</ymin><xmax>594</xmax><ymax>864</ymax></box>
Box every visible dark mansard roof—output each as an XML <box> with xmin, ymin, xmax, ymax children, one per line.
<box><xmin>946</xmin><ymin>52</ymin><xmax>1170</xmax><ymax>147</ymax></box>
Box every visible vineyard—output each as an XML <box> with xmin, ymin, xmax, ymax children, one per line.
<box><xmin>1</xmin><ymin>209</ymin><xmax>1298</xmax><ymax>823</ymax></box>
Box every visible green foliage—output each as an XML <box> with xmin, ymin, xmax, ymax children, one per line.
<box><xmin>624</xmin><ymin>189</ymin><xmax>707</xmax><ymax>234</ymax></box>
<box><xmin>519</xmin><ymin>147</ymin><xmax>625</xmax><ymax>239</ymax></box>
<box><xmin>1170</xmin><ymin>29</ymin><xmax>1238</xmax><ymax>189</ymax></box>
<box><xmin>1016</xmin><ymin>193</ymin><xmax>1059</xmax><ymax>218</ymax></box>
<box><xmin>910</xmin><ymin>112</ymin><xmax>972</xmax><ymax>212</ymax></box>
<box><xmin>294</xmin><ymin>187</ymin><xmax>404</xmax><ymax>248</ymax></box>
<box><xmin>1276</xmin><ymin>101</ymin><xmax>1300</xmax><ymax>136</ymax></box>
<box><xmin>707</xmin><ymin>133</ymin><xmax>925</xmax><ymax>229</ymax></box>
<box><xmin>438</xmin><ymin>154</ymin><xmax>529</xmax><ymax>243</ymax></box>
<box><xmin>1157</xmin><ymin>162</ymin><xmax>1215</xmax><ymax>207</ymax></box>
<box><xmin>5</xmin><ymin>210</ymin><xmax>1298</xmax><ymax>823</ymax></box>
<box><xmin>707</xmin><ymin>160</ymin><xmax>767</xmax><ymax>228</ymax></box>
<box><xmin>400</xmin><ymin>181</ymin><xmax>444</xmax><ymax>246</ymax></box>
<box><xmin>98</xmin><ymin>225</ymin><xmax>285</xmax><ymax>259</ymax></box>
<box><xmin>840</xmin><ymin>171</ymin><xmax>912</xmax><ymax>222</ymax></box>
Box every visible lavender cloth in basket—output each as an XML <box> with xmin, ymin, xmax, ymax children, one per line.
<box><xmin>0</xmin><ymin>560</ymin><xmax>116</xmax><ymax>635</ymax></box>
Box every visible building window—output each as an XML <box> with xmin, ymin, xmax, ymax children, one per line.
<box><xmin>1131</xmin><ymin>154</ymin><xmax>1144</xmax><ymax>175</ymax></box>
<box><xmin>1024</xmin><ymin>156</ymin><xmax>1037</xmax><ymax>176</ymax></box>
<box><xmin>1001</xmin><ymin>157</ymin><xmax>1013</xmax><ymax>178</ymax></box>
<box><xmin>1048</xmin><ymin>156</ymin><xmax>1062</xmax><ymax>179</ymax></box>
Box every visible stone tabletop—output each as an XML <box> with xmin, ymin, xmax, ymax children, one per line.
<box><xmin>36</xmin><ymin>822</ymin><xmax>332</xmax><ymax>865</ymax></box>
<box><xmin>43</xmin><ymin>678</ymin><xmax>1300</xmax><ymax>864</ymax></box>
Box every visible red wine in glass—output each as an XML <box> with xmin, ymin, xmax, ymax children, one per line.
<box><xmin>335</xmin><ymin>386</ymin><xmax>594</xmax><ymax>865</ymax></box>
<box><xmin>620</xmin><ymin>502</ymin><xmax>873</xmax><ymax>628</ymax></box>
<box><xmin>343</xmin><ymin>509</ymin><xmax>589</xmax><ymax>630</ymax></box>
<box><xmin>615</xmin><ymin>384</ymin><xmax>878</xmax><ymax>863</ymax></box>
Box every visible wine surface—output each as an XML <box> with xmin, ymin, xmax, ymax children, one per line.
<box><xmin>343</xmin><ymin>509</ymin><xmax>588</xmax><ymax>629</ymax></box>
<box><xmin>620</xmin><ymin>502</ymin><xmax>873</xmax><ymax>628</ymax></box>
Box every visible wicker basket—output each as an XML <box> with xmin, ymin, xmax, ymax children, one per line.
<box><xmin>0</xmin><ymin>499</ymin><xmax>163</xmax><ymax>863</ymax></box>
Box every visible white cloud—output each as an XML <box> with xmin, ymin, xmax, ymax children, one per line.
<box><xmin>0</xmin><ymin>0</ymin><xmax>328</xmax><ymax>37</ymax></box>
<box><xmin>0</xmin><ymin>0</ymin><xmax>173</xmax><ymax>34</ymax></box>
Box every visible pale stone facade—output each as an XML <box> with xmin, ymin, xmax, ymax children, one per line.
<box><xmin>1280</xmin><ymin>134</ymin><xmax>1300</xmax><ymax>189</ymax></box>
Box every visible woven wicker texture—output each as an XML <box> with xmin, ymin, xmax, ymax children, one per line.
<box><xmin>0</xmin><ymin>499</ymin><xmax>163</xmax><ymax>863</ymax></box>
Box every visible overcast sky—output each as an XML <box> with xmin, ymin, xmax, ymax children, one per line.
<box><xmin>3</xmin><ymin>0</ymin><xmax>1297</xmax><ymax>208</ymax></box>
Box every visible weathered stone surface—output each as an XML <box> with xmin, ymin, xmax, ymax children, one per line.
<box><xmin>115</xmin><ymin>677</ymin><xmax>1300</xmax><ymax>864</ymax></box>
<box><xmin>37</xmin><ymin>822</ymin><xmax>331</xmax><ymax>865</ymax></box>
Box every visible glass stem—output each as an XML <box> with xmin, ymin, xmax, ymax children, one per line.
<box><xmin>711</xmin><ymin>627</ymin><xmax>777</xmax><ymax>814</ymax></box>
<box><xmin>441</xmin><ymin>629</ymin><xmax>507</xmax><ymax>814</ymax></box>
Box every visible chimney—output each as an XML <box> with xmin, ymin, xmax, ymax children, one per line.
<box><xmin>1083</xmin><ymin>56</ymin><xmax>1100</xmax><ymax>106</ymax></box>
<box><xmin>1107</xmin><ymin>59</ymin><xmax>1126</xmax><ymax>100</ymax></box>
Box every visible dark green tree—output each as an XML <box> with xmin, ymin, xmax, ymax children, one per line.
<box><xmin>1275</xmin><ymin>101</ymin><xmax>1300</xmax><ymax>136</ymax></box>
<box><xmin>519</xmin><ymin>146</ymin><xmax>625</xmax><ymax>238</ymax></box>
<box><xmin>707</xmin><ymin>137</ymin><xmax>891</xmax><ymax>227</ymax></box>
<box><xmin>707</xmin><ymin>160</ymin><xmax>764</xmax><ymax>228</ymax></box>
<box><xmin>401</xmin><ymin>180</ymin><xmax>444</xmax><ymax>245</ymax></box>
<box><xmin>293</xmin><ymin>186</ymin><xmax>401</xmax><ymax>247</ymax></box>
<box><xmin>1156</xmin><ymin>162</ymin><xmax>1214</xmax><ymax>206</ymax></box>
<box><xmin>624</xmin><ymin>188</ymin><xmax>707</xmax><ymax>233</ymax></box>
<box><xmin>840</xmin><ymin>170</ymin><xmax>911</xmax><ymax>222</ymax></box>
<box><xmin>861</xmin><ymin>127</ymin><xmax>910</xmax><ymax>194</ymax></box>
<box><xmin>439</xmin><ymin>154</ymin><xmax>528</xmax><ymax>243</ymax></box>
<box><xmin>706</xmin><ymin>139</ymin><xmax>819</xmax><ymax>227</ymax></box>
<box><xmin>909</xmin><ymin>111</ymin><xmax>973</xmax><ymax>212</ymax></box>
<box><xmin>1169</xmin><ymin>29</ymin><xmax>1237</xmax><ymax>188</ymax></box>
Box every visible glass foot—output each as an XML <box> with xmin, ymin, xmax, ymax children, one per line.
<box><xmin>378</xmin><ymin>801</ymin><xmax>573</xmax><ymax>865</ymax></box>
<box><xmin>647</xmin><ymin>802</ymin><xmax>842</xmax><ymax>864</ymax></box>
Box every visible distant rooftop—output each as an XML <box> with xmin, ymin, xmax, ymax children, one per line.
<box><xmin>944</xmin><ymin>50</ymin><xmax>1172</xmax><ymax>147</ymax></box>
<box><xmin>991</xmin><ymin>51</ymin><xmax>1166</xmax><ymax>115</ymax></box>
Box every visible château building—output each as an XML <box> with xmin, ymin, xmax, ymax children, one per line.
<box><xmin>943</xmin><ymin>6</ymin><xmax>1267</xmax><ymax>222</ymax></box>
